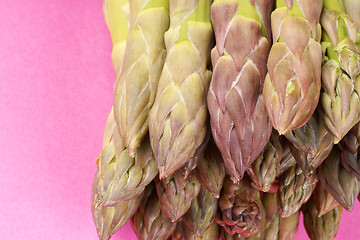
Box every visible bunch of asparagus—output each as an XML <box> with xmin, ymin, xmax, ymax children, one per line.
<box><xmin>92</xmin><ymin>0</ymin><xmax>360</xmax><ymax>239</ymax></box>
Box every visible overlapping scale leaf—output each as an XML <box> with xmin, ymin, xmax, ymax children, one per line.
<box><xmin>180</xmin><ymin>132</ymin><xmax>210</xmax><ymax>179</ymax></box>
<box><xmin>277</xmin><ymin>140</ymin><xmax>297</xmax><ymax>176</ymax></box>
<box><xmin>343</xmin><ymin>0</ymin><xmax>360</xmax><ymax>32</ymax></box>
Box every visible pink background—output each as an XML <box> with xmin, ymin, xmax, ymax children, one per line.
<box><xmin>0</xmin><ymin>0</ymin><xmax>359</xmax><ymax>239</ymax></box>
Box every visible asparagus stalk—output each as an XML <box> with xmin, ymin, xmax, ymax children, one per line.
<box><xmin>263</xmin><ymin>0</ymin><xmax>322</xmax><ymax>134</ymax></box>
<box><xmin>92</xmin><ymin>109</ymin><xmax>149</xmax><ymax>238</ymax></box>
<box><xmin>278</xmin><ymin>212</ymin><xmax>300</xmax><ymax>240</ymax></box>
<box><xmin>262</xmin><ymin>192</ymin><xmax>300</xmax><ymax>240</ymax></box>
<box><xmin>149</xmin><ymin>0</ymin><xmax>214</xmax><ymax>179</ymax></box>
<box><xmin>195</xmin><ymin>220</ymin><xmax>221</xmax><ymax>240</ymax></box>
<box><xmin>318</xmin><ymin>145</ymin><xmax>360</xmax><ymax>211</ymax></box>
<box><xmin>302</xmin><ymin>196</ymin><xmax>343</xmax><ymax>240</ymax></box>
<box><xmin>91</xmin><ymin>170</ymin><xmax>143</xmax><ymax>240</ymax></box>
<box><xmin>183</xmin><ymin>186</ymin><xmax>218</xmax><ymax>238</ymax></box>
<box><xmin>339</xmin><ymin>127</ymin><xmax>360</xmax><ymax>180</ymax></box>
<box><xmin>194</xmin><ymin>139</ymin><xmax>226</xmax><ymax>198</ymax></box>
<box><xmin>114</xmin><ymin>0</ymin><xmax>170</xmax><ymax>156</ymax></box>
<box><xmin>91</xmin><ymin>3</ymin><xmax>133</xmax><ymax>237</ymax></box>
<box><xmin>208</xmin><ymin>0</ymin><xmax>274</xmax><ymax>183</ymax></box>
<box><xmin>285</xmin><ymin>112</ymin><xmax>334</xmax><ymax>177</ymax></box>
<box><xmin>248</xmin><ymin>130</ymin><xmax>283</xmax><ymax>192</ymax></box>
<box><xmin>262</xmin><ymin>192</ymin><xmax>279</xmax><ymax>240</ymax></box>
<box><xmin>175</xmin><ymin>220</ymin><xmax>221</xmax><ymax>240</ymax></box>
<box><xmin>216</xmin><ymin>176</ymin><xmax>264</xmax><ymax>237</ymax></box>
<box><xmin>320</xmin><ymin>0</ymin><xmax>360</xmax><ymax>143</ymax></box>
<box><xmin>277</xmin><ymin>163</ymin><xmax>318</xmax><ymax>217</ymax></box>
<box><xmin>155</xmin><ymin>170</ymin><xmax>201</xmax><ymax>222</ymax></box>
<box><xmin>94</xmin><ymin>120</ymin><xmax>158</xmax><ymax>205</ymax></box>
<box><xmin>130</xmin><ymin>183</ymin><xmax>177</xmax><ymax>240</ymax></box>
<box><xmin>103</xmin><ymin>0</ymin><xmax>129</xmax><ymax>76</ymax></box>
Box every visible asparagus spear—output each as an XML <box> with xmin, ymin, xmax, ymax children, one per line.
<box><xmin>339</xmin><ymin>126</ymin><xmax>360</xmax><ymax>180</ymax></box>
<box><xmin>91</xmin><ymin>170</ymin><xmax>142</xmax><ymax>240</ymax></box>
<box><xmin>222</xmin><ymin>229</ymin><xmax>264</xmax><ymax>240</ymax></box>
<box><xmin>277</xmin><ymin>212</ymin><xmax>300</xmax><ymax>240</ymax></box>
<box><xmin>248</xmin><ymin>130</ymin><xmax>283</xmax><ymax>192</ymax></box>
<box><xmin>131</xmin><ymin>183</ymin><xmax>177</xmax><ymax>240</ymax></box>
<box><xmin>93</xmin><ymin>108</ymin><xmax>158</xmax><ymax>207</ymax></box>
<box><xmin>312</xmin><ymin>182</ymin><xmax>341</xmax><ymax>217</ymax></box>
<box><xmin>216</xmin><ymin>176</ymin><xmax>264</xmax><ymax>237</ymax></box>
<box><xmin>183</xmin><ymin>186</ymin><xmax>218</xmax><ymax>238</ymax></box>
<box><xmin>285</xmin><ymin>112</ymin><xmax>334</xmax><ymax>177</ymax></box>
<box><xmin>263</xmin><ymin>0</ymin><xmax>322</xmax><ymax>134</ymax></box>
<box><xmin>103</xmin><ymin>0</ymin><xmax>129</xmax><ymax>76</ymax></box>
<box><xmin>149</xmin><ymin>0</ymin><xmax>214</xmax><ymax>179</ymax></box>
<box><xmin>262</xmin><ymin>192</ymin><xmax>279</xmax><ymax>240</ymax></box>
<box><xmin>91</xmin><ymin>3</ymin><xmax>133</xmax><ymax>237</ymax></box>
<box><xmin>171</xmin><ymin>219</ymin><xmax>184</xmax><ymax>240</ymax></box>
<box><xmin>277</xmin><ymin>163</ymin><xmax>317</xmax><ymax>217</ymax></box>
<box><xmin>320</xmin><ymin>0</ymin><xmax>360</xmax><ymax>143</ymax></box>
<box><xmin>208</xmin><ymin>0</ymin><xmax>274</xmax><ymax>183</ymax></box>
<box><xmin>155</xmin><ymin>170</ymin><xmax>201</xmax><ymax>222</ymax></box>
<box><xmin>94</xmin><ymin>134</ymin><xmax>158</xmax><ymax>205</ymax></box>
<box><xmin>194</xmin><ymin>220</ymin><xmax>221</xmax><ymax>240</ymax></box>
<box><xmin>194</xmin><ymin>139</ymin><xmax>226</xmax><ymax>198</ymax></box>
<box><xmin>318</xmin><ymin>145</ymin><xmax>360</xmax><ymax>211</ymax></box>
<box><xmin>174</xmin><ymin>220</ymin><xmax>221</xmax><ymax>240</ymax></box>
<box><xmin>302</xmin><ymin>196</ymin><xmax>343</xmax><ymax>240</ymax></box>
<box><xmin>114</xmin><ymin>0</ymin><xmax>170</xmax><ymax>156</ymax></box>
<box><xmin>262</xmin><ymin>192</ymin><xmax>300</xmax><ymax>240</ymax></box>
<box><xmin>91</xmin><ymin>109</ymin><xmax>150</xmax><ymax>237</ymax></box>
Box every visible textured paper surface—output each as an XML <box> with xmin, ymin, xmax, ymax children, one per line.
<box><xmin>0</xmin><ymin>0</ymin><xmax>358</xmax><ymax>239</ymax></box>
